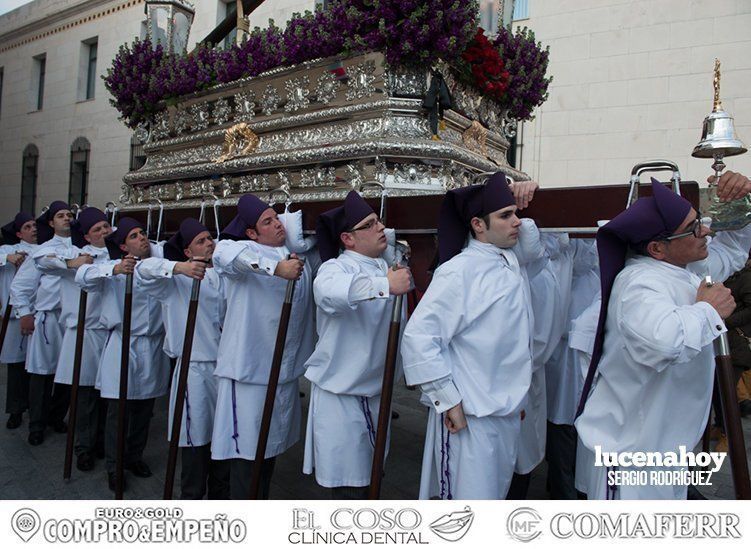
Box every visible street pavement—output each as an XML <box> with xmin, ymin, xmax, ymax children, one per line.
<box><xmin>0</xmin><ymin>368</ymin><xmax>748</xmax><ymax>500</ymax></box>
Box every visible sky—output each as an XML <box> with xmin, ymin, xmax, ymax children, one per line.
<box><xmin>0</xmin><ymin>0</ymin><xmax>34</xmax><ymax>17</ymax></box>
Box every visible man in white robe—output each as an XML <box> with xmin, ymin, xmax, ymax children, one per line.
<box><xmin>137</xmin><ymin>218</ymin><xmax>230</xmax><ymax>499</ymax></box>
<box><xmin>33</xmin><ymin>207</ymin><xmax>113</xmax><ymax>471</ymax></box>
<box><xmin>0</xmin><ymin>213</ymin><xmax>37</xmax><ymax>429</ymax></box>
<box><xmin>76</xmin><ymin>217</ymin><xmax>170</xmax><ymax>492</ymax></box>
<box><xmin>212</xmin><ymin>194</ymin><xmax>315</xmax><ymax>499</ymax></box>
<box><xmin>576</xmin><ymin>173</ymin><xmax>751</xmax><ymax>499</ymax></box>
<box><xmin>401</xmin><ymin>173</ymin><xmax>540</xmax><ymax>500</ymax></box>
<box><xmin>544</xmin><ymin>238</ymin><xmax>599</xmax><ymax>499</ymax></box>
<box><xmin>302</xmin><ymin>190</ymin><xmax>412</xmax><ymax>499</ymax></box>
<box><xmin>509</xmin><ymin>233</ymin><xmax>573</xmax><ymax>498</ymax></box>
<box><xmin>11</xmin><ymin>202</ymin><xmax>73</xmax><ymax>446</ymax></box>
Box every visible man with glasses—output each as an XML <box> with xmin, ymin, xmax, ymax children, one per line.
<box><xmin>303</xmin><ymin>191</ymin><xmax>411</xmax><ymax>499</ymax></box>
<box><xmin>576</xmin><ymin>172</ymin><xmax>751</xmax><ymax>499</ymax></box>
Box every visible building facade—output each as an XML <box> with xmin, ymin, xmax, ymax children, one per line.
<box><xmin>0</xmin><ymin>0</ymin><xmax>749</xmax><ymax>223</ymax></box>
<box><xmin>0</xmin><ymin>0</ymin><xmax>317</xmax><ymax>220</ymax></box>
<box><xmin>514</xmin><ymin>0</ymin><xmax>751</xmax><ymax>188</ymax></box>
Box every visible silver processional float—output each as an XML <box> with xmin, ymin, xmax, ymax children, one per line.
<box><xmin>88</xmin><ymin>0</ymin><xmax>751</xmax><ymax>498</ymax></box>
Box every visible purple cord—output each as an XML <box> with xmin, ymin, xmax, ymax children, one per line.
<box><xmin>41</xmin><ymin>312</ymin><xmax>49</xmax><ymax>344</ymax></box>
<box><xmin>231</xmin><ymin>380</ymin><xmax>239</xmax><ymax>454</ymax></box>
<box><xmin>439</xmin><ymin>413</ymin><xmax>446</xmax><ymax>499</ymax></box>
<box><xmin>359</xmin><ymin>397</ymin><xmax>376</xmax><ymax>448</ymax></box>
<box><xmin>445</xmin><ymin>430</ymin><xmax>453</xmax><ymax>500</ymax></box>
<box><xmin>184</xmin><ymin>373</ymin><xmax>193</xmax><ymax>448</ymax></box>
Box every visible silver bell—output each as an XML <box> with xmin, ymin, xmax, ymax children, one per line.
<box><xmin>692</xmin><ymin>58</ymin><xmax>747</xmax><ymax>161</ymax></box>
<box><xmin>692</xmin><ymin>109</ymin><xmax>747</xmax><ymax>159</ymax></box>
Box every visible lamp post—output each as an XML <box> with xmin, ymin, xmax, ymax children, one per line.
<box><xmin>145</xmin><ymin>0</ymin><xmax>195</xmax><ymax>55</ymax></box>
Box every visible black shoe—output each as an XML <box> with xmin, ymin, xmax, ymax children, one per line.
<box><xmin>6</xmin><ymin>413</ymin><xmax>22</xmax><ymax>429</ymax></box>
<box><xmin>740</xmin><ymin>400</ymin><xmax>751</xmax><ymax>418</ymax></box>
<box><xmin>49</xmin><ymin>420</ymin><xmax>67</xmax><ymax>434</ymax></box>
<box><xmin>28</xmin><ymin>431</ymin><xmax>44</xmax><ymax>446</ymax></box>
<box><xmin>124</xmin><ymin>461</ymin><xmax>152</xmax><ymax>478</ymax></box>
<box><xmin>77</xmin><ymin>452</ymin><xmax>95</xmax><ymax>472</ymax></box>
<box><xmin>108</xmin><ymin>472</ymin><xmax>127</xmax><ymax>492</ymax></box>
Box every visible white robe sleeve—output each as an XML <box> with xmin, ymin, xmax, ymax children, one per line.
<box><xmin>9</xmin><ymin>258</ymin><xmax>40</xmax><ymax>317</ymax></box>
<box><xmin>513</xmin><ymin>219</ymin><xmax>547</xmax><ymax>278</ymax></box>
<box><xmin>572</xmin><ymin>239</ymin><xmax>598</xmax><ymax>276</ymax></box>
<box><xmin>419</xmin><ymin>376</ymin><xmax>463</xmax><ymax>414</ymax></box>
<box><xmin>135</xmin><ymin>257</ymin><xmax>177</xmax><ymax>299</ymax></box>
<box><xmin>688</xmin><ymin>224</ymin><xmax>751</xmax><ymax>282</ymax></box>
<box><xmin>313</xmin><ymin>261</ymin><xmax>389</xmax><ymax>315</ymax></box>
<box><xmin>213</xmin><ymin>240</ymin><xmax>278</xmax><ymax>279</ymax></box>
<box><xmin>401</xmin><ymin>268</ymin><xmax>465</xmax><ymax>405</ymax></box>
<box><xmin>618</xmin><ymin>280</ymin><xmax>726</xmax><ymax>372</ymax></box>
<box><xmin>0</xmin><ymin>244</ymin><xmax>10</xmax><ymax>266</ymax></box>
<box><xmin>34</xmin><ymin>245</ymin><xmax>80</xmax><ymax>279</ymax></box>
<box><xmin>75</xmin><ymin>261</ymin><xmax>116</xmax><ymax>293</ymax></box>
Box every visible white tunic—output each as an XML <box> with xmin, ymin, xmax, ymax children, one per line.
<box><xmin>137</xmin><ymin>257</ymin><xmax>226</xmax><ymax>447</ymax></box>
<box><xmin>211</xmin><ymin>239</ymin><xmax>315</xmax><ymax>460</ymax></box>
<box><xmin>575</xmin><ymin>226</ymin><xmax>751</xmax><ymax>499</ymax></box>
<box><xmin>545</xmin><ymin>239</ymin><xmax>600</xmax><ymax>425</ymax></box>
<box><xmin>76</xmin><ymin>243</ymin><xmax>170</xmax><ymax>400</ymax></box>
<box><xmin>402</xmin><ymin>227</ymin><xmax>537</xmax><ymax>500</ymax></box>
<box><xmin>0</xmin><ymin>241</ymin><xmax>37</xmax><ymax>363</ymax></box>
<box><xmin>34</xmin><ymin>243</ymin><xmax>111</xmax><ymax>386</ymax></box>
<box><xmin>11</xmin><ymin>235</ymin><xmax>70</xmax><ymax>375</ymax></box>
<box><xmin>568</xmin><ymin>296</ymin><xmax>601</xmax><ymax>494</ymax></box>
<box><xmin>516</xmin><ymin>233</ymin><xmax>572</xmax><ymax>474</ymax></box>
<box><xmin>302</xmin><ymin>250</ymin><xmax>405</xmax><ymax>487</ymax></box>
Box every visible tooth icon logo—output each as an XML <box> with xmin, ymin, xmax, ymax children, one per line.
<box><xmin>11</xmin><ymin>508</ymin><xmax>41</xmax><ymax>542</ymax></box>
<box><xmin>429</xmin><ymin>506</ymin><xmax>474</xmax><ymax>542</ymax></box>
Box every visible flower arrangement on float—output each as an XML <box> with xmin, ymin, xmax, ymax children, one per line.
<box><xmin>104</xmin><ymin>0</ymin><xmax>551</xmax><ymax>129</ymax></box>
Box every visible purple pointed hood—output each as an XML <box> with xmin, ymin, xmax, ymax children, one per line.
<box><xmin>105</xmin><ymin>217</ymin><xmax>144</xmax><ymax>260</ymax></box>
<box><xmin>70</xmin><ymin>207</ymin><xmax>108</xmax><ymax>248</ymax></box>
<box><xmin>438</xmin><ymin>172</ymin><xmax>516</xmax><ymax>263</ymax></box>
<box><xmin>1</xmin><ymin>212</ymin><xmax>34</xmax><ymax>244</ymax></box>
<box><xmin>164</xmin><ymin>218</ymin><xmax>210</xmax><ymax>261</ymax></box>
<box><xmin>577</xmin><ymin>178</ymin><xmax>693</xmax><ymax>417</ymax></box>
<box><xmin>36</xmin><ymin>201</ymin><xmax>72</xmax><ymax>244</ymax></box>
<box><xmin>316</xmin><ymin>191</ymin><xmax>376</xmax><ymax>262</ymax></box>
<box><xmin>219</xmin><ymin>194</ymin><xmax>272</xmax><ymax>241</ymax></box>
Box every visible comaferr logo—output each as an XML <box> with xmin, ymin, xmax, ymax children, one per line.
<box><xmin>507</xmin><ymin>507</ymin><xmax>542</xmax><ymax>542</ymax></box>
<box><xmin>429</xmin><ymin>506</ymin><xmax>475</xmax><ymax>542</ymax></box>
<box><xmin>550</xmin><ymin>513</ymin><xmax>741</xmax><ymax>539</ymax></box>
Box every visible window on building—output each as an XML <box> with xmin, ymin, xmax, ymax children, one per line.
<box><xmin>219</xmin><ymin>0</ymin><xmax>237</xmax><ymax>49</ymax></box>
<box><xmin>69</xmin><ymin>137</ymin><xmax>90</xmax><ymax>206</ymax></box>
<box><xmin>21</xmin><ymin>145</ymin><xmax>39</xmax><ymax>215</ymax></box>
<box><xmin>0</xmin><ymin>67</ymin><xmax>4</xmax><ymax>118</ymax></box>
<box><xmin>32</xmin><ymin>54</ymin><xmax>46</xmax><ymax>110</ymax></box>
<box><xmin>129</xmin><ymin>133</ymin><xmax>146</xmax><ymax>171</ymax></box>
<box><xmin>85</xmin><ymin>39</ymin><xmax>98</xmax><ymax>99</ymax></box>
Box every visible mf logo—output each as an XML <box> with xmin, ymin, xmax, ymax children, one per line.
<box><xmin>506</xmin><ymin>507</ymin><xmax>542</xmax><ymax>542</ymax></box>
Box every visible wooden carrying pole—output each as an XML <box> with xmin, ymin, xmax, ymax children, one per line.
<box><xmin>249</xmin><ymin>259</ymin><xmax>300</xmax><ymax>499</ymax></box>
<box><xmin>0</xmin><ymin>301</ymin><xmax>12</xmax><ymax>358</ymax></box>
<box><xmin>163</xmin><ymin>277</ymin><xmax>202</xmax><ymax>499</ymax></box>
<box><xmin>368</xmin><ymin>287</ymin><xmax>404</xmax><ymax>499</ymax></box>
<box><xmin>115</xmin><ymin>272</ymin><xmax>134</xmax><ymax>500</ymax></box>
<box><xmin>706</xmin><ymin>276</ymin><xmax>751</xmax><ymax>499</ymax></box>
<box><xmin>63</xmin><ymin>290</ymin><xmax>88</xmax><ymax>480</ymax></box>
